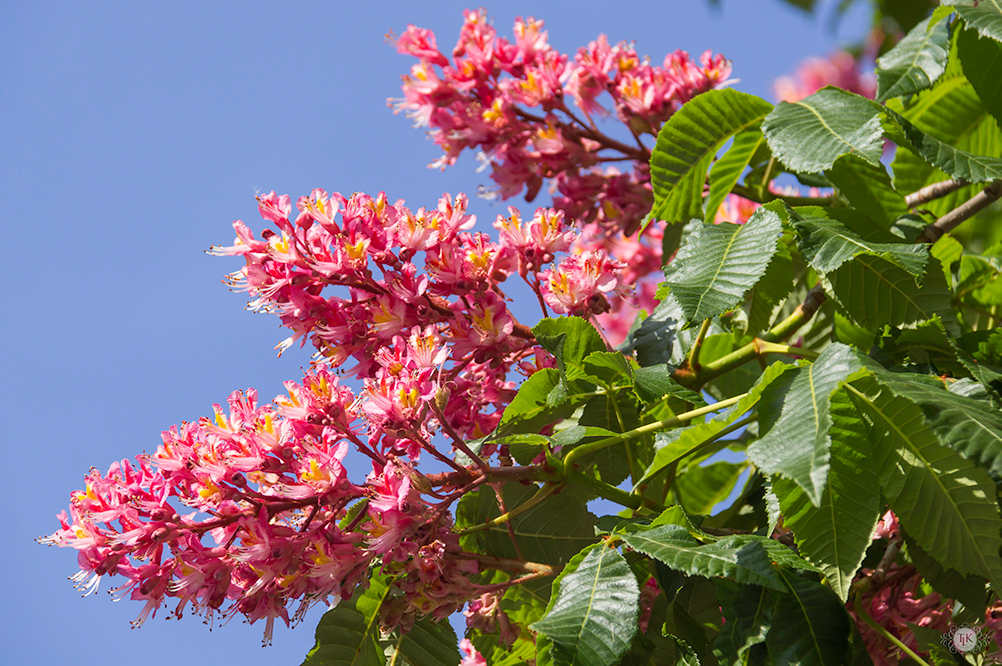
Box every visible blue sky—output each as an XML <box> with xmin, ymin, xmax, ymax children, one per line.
<box><xmin>1</xmin><ymin>1</ymin><xmax>869</xmax><ymax>663</ymax></box>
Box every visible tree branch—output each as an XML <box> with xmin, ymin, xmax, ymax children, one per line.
<box><xmin>905</xmin><ymin>177</ymin><xmax>969</xmax><ymax>208</ymax></box>
<box><xmin>918</xmin><ymin>180</ymin><xmax>1002</xmax><ymax>243</ymax></box>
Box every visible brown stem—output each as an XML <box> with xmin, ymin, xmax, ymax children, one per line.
<box><xmin>918</xmin><ymin>180</ymin><xmax>1002</xmax><ymax>243</ymax></box>
<box><xmin>425</xmin><ymin>465</ymin><xmax>554</xmax><ymax>488</ymax></box>
<box><xmin>476</xmin><ymin>571</ymin><xmax>549</xmax><ymax>596</ymax></box>
<box><xmin>905</xmin><ymin>178</ymin><xmax>969</xmax><ymax>208</ymax></box>
<box><xmin>458</xmin><ymin>552</ymin><xmax>560</xmax><ymax>577</ymax></box>
<box><xmin>429</xmin><ymin>401</ymin><xmax>490</xmax><ymax>472</ymax></box>
<box><xmin>515</xmin><ymin>108</ymin><xmax>650</xmax><ymax>161</ymax></box>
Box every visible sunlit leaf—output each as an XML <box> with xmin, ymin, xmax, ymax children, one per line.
<box><xmin>748</xmin><ymin>344</ymin><xmax>868</xmax><ymax>505</ymax></box>
<box><xmin>650</xmin><ymin>89</ymin><xmax>773</xmax><ymax>224</ymax></box>
<box><xmin>763</xmin><ymin>87</ymin><xmax>884</xmax><ymax>174</ymax></box>
<box><xmin>875</xmin><ymin>16</ymin><xmax>951</xmax><ymax>102</ymax></box>
<box><xmin>661</xmin><ymin>207</ymin><xmax>783</xmax><ymax>324</ymax></box>
<box><xmin>531</xmin><ymin>544</ymin><xmax>640</xmax><ymax>666</ymax></box>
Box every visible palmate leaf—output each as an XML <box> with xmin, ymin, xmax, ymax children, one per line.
<box><xmin>772</xmin><ymin>390</ymin><xmax>882</xmax><ymax>602</ymax></box>
<box><xmin>621</xmin><ymin>524</ymin><xmax>787</xmax><ymax>592</ymax></box>
<box><xmin>762</xmin><ymin>87</ymin><xmax>884</xmax><ymax>174</ymax></box>
<box><xmin>745</xmin><ymin>231</ymin><xmax>797</xmax><ymax>334</ymax></box>
<box><xmin>824</xmin><ymin>156</ymin><xmax>907</xmax><ymax>229</ymax></box>
<box><xmin>747</xmin><ymin>344</ymin><xmax>868</xmax><ymax>505</ymax></box>
<box><xmin>661</xmin><ymin>206</ymin><xmax>783</xmax><ymax>324</ymax></box>
<box><xmin>958</xmin><ymin>25</ymin><xmax>1002</xmax><ymax>127</ymax></box>
<box><xmin>665</xmin><ymin>577</ymin><xmax>721</xmax><ymax>665</ymax></box>
<box><xmin>650</xmin><ymin>89</ymin><xmax>773</xmax><ymax>225</ymax></box>
<box><xmin>945</xmin><ymin>0</ymin><xmax>1002</xmax><ymax>42</ymax></box>
<box><xmin>824</xmin><ymin>255</ymin><xmax>960</xmax><ymax>335</ymax></box>
<box><xmin>706</xmin><ymin>126</ymin><xmax>765</xmax><ymax>222</ymax></box>
<box><xmin>875</xmin><ymin>15</ymin><xmax>951</xmax><ymax>103</ymax></box>
<box><xmin>456</xmin><ymin>482</ymin><xmax>597</xmax><ymax>567</ymax></box>
<box><xmin>633</xmin><ymin>364</ymin><xmax>707</xmax><ymax>406</ymax></box>
<box><xmin>791</xmin><ymin>211</ymin><xmax>929</xmax><ymax>279</ymax></box>
<box><xmin>766</xmin><ymin>570</ymin><xmax>853</xmax><ymax>666</ymax></box>
<box><xmin>530</xmin><ymin>544</ymin><xmax>640</xmax><ymax>666</ymax></box>
<box><xmin>303</xmin><ymin>575</ymin><xmax>392</xmax><ymax>666</ymax></box>
<box><xmin>848</xmin><ymin>377</ymin><xmax>1002</xmax><ymax>587</ymax></box>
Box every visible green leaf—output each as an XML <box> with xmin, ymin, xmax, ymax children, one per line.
<box><xmin>534</xmin><ymin>317</ymin><xmax>607</xmax><ymax>387</ymax></box>
<box><xmin>661</xmin><ymin>207</ymin><xmax>783</xmax><ymax>324</ymax></box>
<box><xmin>666</xmin><ymin>576</ymin><xmax>722</xmax><ymax>665</ymax></box>
<box><xmin>865</xmin><ymin>369</ymin><xmax>1002</xmax><ymax>480</ymax></box>
<box><xmin>792</xmin><ymin>212</ymin><xmax>929</xmax><ymax>279</ymax></box>
<box><xmin>495</xmin><ymin>368</ymin><xmax>577</xmax><ymax>437</ymax></box>
<box><xmin>849</xmin><ymin>377</ymin><xmax>1002</xmax><ymax>586</ymax></box>
<box><xmin>456</xmin><ymin>482</ymin><xmax>598</xmax><ymax>566</ymax></box>
<box><xmin>706</xmin><ymin>127</ymin><xmax>765</xmax><ymax>221</ymax></box>
<box><xmin>622</xmin><ymin>524</ymin><xmax>787</xmax><ymax>592</ymax></box>
<box><xmin>576</xmin><ymin>394</ymin><xmax>638</xmax><ymax>486</ymax></box>
<box><xmin>824</xmin><ymin>156</ymin><xmax>907</xmax><ymax>229</ymax></box>
<box><xmin>875</xmin><ymin>16</ymin><xmax>951</xmax><ymax>102</ymax></box>
<box><xmin>885</xmin><ymin>103</ymin><xmax>1002</xmax><ymax>187</ymax></box>
<box><xmin>763</xmin><ymin>87</ymin><xmax>884</xmax><ymax>174</ymax></box>
<box><xmin>303</xmin><ymin>575</ymin><xmax>392</xmax><ymax>666</ymax></box>
<box><xmin>791</xmin><ymin>205</ymin><xmax>902</xmax><ymax>245</ymax></box>
<box><xmin>582</xmin><ymin>351</ymin><xmax>634</xmax><ymax>388</ymax></box>
<box><xmin>633</xmin><ymin>364</ymin><xmax>707</xmax><ymax>406</ymax></box>
<box><xmin>946</xmin><ymin>0</ymin><xmax>1002</xmax><ymax>42</ymax></box>
<box><xmin>772</xmin><ymin>390</ymin><xmax>882</xmax><ymax>601</ymax></box>
<box><xmin>907</xmin><ymin>624</ymin><xmax>961</xmax><ymax>666</ymax></box>
<box><xmin>650</xmin><ymin>89</ymin><xmax>773</xmax><ymax>224</ymax></box>
<box><xmin>824</xmin><ymin>255</ymin><xmax>960</xmax><ymax>336</ymax></box>
<box><xmin>745</xmin><ymin>231</ymin><xmax>797</xmax><ymax>334</ymax></box>
<box><xmin>884</xmin><ymin>44</ymin><xmax>998</xmax><ymax>218</ymax></box>
<box><xmin>530</xmin><ymin>544</ymin><xmax>640</xmax><ymax>666</ymax></box>
<box><xmin>767</xmin><ymin>571</ymin><xmax>853</xmax><ymax>666</ymax></box>
<box><xmin>675</xmin><ymin>461</ymin><xmax>747</xmax><ymax>515</ymax></box>
<box><xmin>637</xmin><ymin>361</ymin><xmax>796</xmax><ymax>488</ymax></box>
<box><xmin>748</xmin><ymin>344</ymin><xmax>868</xmax><ymax>505</ymax></box>
<box><xmin>713</xmin><ymin>582</ymin><xmax>773</xmax><ymax>666</ymax></box>
<box><xmin>390</xmin><ymin>617</ymin><xmax>461</xmax><ymax>666</ymax></box>
<box><xmin>626</xmin><ymin>295</ymin><xmax>693</xmax><ymax>369</ymax></box>
<box><xmin>877</xmin><ymin>0</ymin><xmax>941</xmax><ymax>32</ymax></box>
<box><xmin>958</xmin><ymin>24</ymin><xmax>1002</xmax><ymax>127</ymax></box>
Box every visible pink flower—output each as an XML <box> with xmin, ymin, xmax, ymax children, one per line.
<box><xmin>539</xmin><ymin>249</ymin><xmax>627</xmax><ymax>316</ymax></box>
<box><xmin>459</xmin><ymin>639</ymin><xmax>488</xmax><ymax>666</ymax></box>
<box><xmin>774</xmin><ymin>51</ymin><xmax>875</xmax><ymax>102</ymax></box>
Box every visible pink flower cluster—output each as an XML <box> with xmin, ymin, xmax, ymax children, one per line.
<box><xmin>852</xmin><ymin>567</ymin><xmax>953</xmax><ymax>665</ymax></box>
<box><xmin>390</xmin><ymin>11</ymin><xmax>738</xmax><ymax>348</ymax></box>
<box><xmin>43</xmin><ymin>188</ymin><xmax>627</xmax><ymax>643</ymax></box>
<box><xmin>40</xmin><ymin>371</ymin><xmax>490</xmax><ymax>644</ymax></box>
<box><xmin>773</xmin><ymin>50</ymin><xmax>876</xmax><ymax>102</ymax></box>
<box><xmin>216</xmin><ymin>190</ymin><xmax>624</xmax><ymax>438</ymax></box>
<box><xmin>392</xmin><ymin>10</ymin><xmax>730</xmax><ymax>235</ymax></box>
